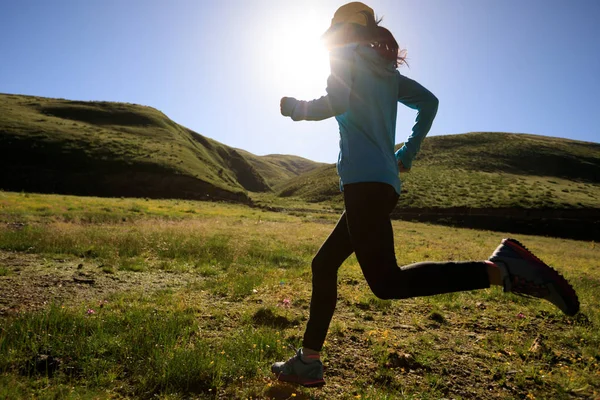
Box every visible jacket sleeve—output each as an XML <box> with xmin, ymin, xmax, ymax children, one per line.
<box><xmin>290</xmin><ymin>45</ymin><xmax>355</xmax><ymax>121</ymax></box>
<box><xmin>394</xmin><ymin>73</ymin><xmax>439</xmax><ymax>169</ymax></box>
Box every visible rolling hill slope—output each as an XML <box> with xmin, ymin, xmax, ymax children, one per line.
<box><xmin>276</xmin><ymin>132</ymin><xmax>600</xmax><ymax>239</ymax></box>
<box><xmin>278</xmin><ymin>132</ymin><xmax>600</xmax><ymax>209</ymax></box>
<box><xmin>0</xmin><ymin>93</ymin><xmax>321</xmax><ymax>202</ymax></box>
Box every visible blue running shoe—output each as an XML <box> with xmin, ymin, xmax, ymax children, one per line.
<box><xmin>271</xmin><ymin>349</ymin><xmax>325</xmax><ymax>387</ymax></box>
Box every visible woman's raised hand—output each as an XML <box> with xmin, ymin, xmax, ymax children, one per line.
<box><xmin>280</xmin><ymin>97</ymin><xmax>298</xmax><ymax>117</ymax></box>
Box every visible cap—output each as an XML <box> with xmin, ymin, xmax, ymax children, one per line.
<box><xmin>330</xmin><ymin>2</ymin><xmax>374</xmax><ymax>28</ymax></box>
<box><xmin>322</xmin><ymin>2</ymin><xmax>374</xmax><ymax>39</ymax></box>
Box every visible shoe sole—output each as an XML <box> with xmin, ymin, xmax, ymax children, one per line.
<box><xmin>273</xmin><ymin>372</ymin><xmax>325</xmax><ymax>387</ymax></box>
<box><xmin>503</xmin><ymin>238</ymin><xmax>579</xmax><ymax>316</ymax></box>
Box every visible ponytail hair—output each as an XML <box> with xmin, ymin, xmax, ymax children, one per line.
<box><xmin>371</xmin><ymin>25</ymin><xmax>407</xmax><ymax>68</ymax></box>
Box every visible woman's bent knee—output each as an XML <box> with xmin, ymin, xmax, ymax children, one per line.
<box><xmin>369</xmin><ymin>283</ymin><xmax>396</xmax><ymax>300</ymax></box>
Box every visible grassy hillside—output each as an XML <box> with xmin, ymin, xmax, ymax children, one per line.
<box><xmin>0</xmin><ymin>93</ymin><xmax>275</xmax><ymax>202</ymax></box>
<box><xmin>274</xmin><ymin>132</ymin><xmax>600</xmax><ymax>239</ymax></box>
<box><xmin>277</xmin><ymin>164</ymin><xmax>341</xmax><ymax>202</ymax></box>
<box><xmin>235</xmin><ymin>149</ymin><xmax>325</xmax><ymax>188</ymax></box>
<box><xmin>278</xmin><ymin>132</ymin><xmax>600</xmax><ymax>209</ymax></box>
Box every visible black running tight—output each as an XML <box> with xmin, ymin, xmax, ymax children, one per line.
<box><xmin>302</xmin><ymin>182</ymin><xmax>491</xmax><ymax>351</ymax></box>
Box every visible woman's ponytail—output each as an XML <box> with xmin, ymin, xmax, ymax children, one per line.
<box><xmin>372</xmin><ymin>26</ymin><xmax>407</xmax><ymax>68</ymax></box>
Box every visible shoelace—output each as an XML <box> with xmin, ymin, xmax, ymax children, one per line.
<box><xmin>283</xmin><ymin>345</ymin><xmax>301</xmax><ymax>366</ymax></box>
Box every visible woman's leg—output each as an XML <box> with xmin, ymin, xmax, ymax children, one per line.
<box><xmin>343</xmin><ymin>182</ymin><xmax>491</xmax><ymax>299</ymax></box>
<box><xmin>272</xmin><ymin>212</ymin><xmax>353</xmax><ymax>386</ymax></box>
<box><xmin>302</xmin><ymin>212</ymin><xmax>354</xmax><ymax>352</ymax></box>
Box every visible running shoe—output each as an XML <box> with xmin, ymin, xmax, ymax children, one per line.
<box><xmin>271</xmin><ymin>348</ymin><xmax>325</xmax><ymax>387</ymax></box>
<box><xmin>489</xmin><ymin>238</ymin><xmax>579</xmax><ymax>316</ymax></box>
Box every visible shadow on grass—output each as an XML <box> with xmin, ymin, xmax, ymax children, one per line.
<box><xmin>252</xmin><ymin>307</ymin><xmax>299</xmax><ymax>329</ymax></box>
<box><xmin>266</xmin><ymin>383</ymin><xmax>311</xmax><ymax>400</ymax></box>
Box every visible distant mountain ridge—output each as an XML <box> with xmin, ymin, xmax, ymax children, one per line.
<box><xmin>235</xmin><ymin>149</ymin><xmax>323</xmax><ymax>188</ymax></box>
<box><xmin>0</xmin><ymin>93</ymin><xmax>324</xmax><ymax>201</ymax></box>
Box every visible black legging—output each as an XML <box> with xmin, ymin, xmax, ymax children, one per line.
<box><xmin>302</xmin><ymin>182</ymin><xmax>491</xmax><ymax>351</ymax></box>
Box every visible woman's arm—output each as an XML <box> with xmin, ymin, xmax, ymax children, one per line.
<box><xmin>281</xmin><ymin>45</ymin><xmax>355</xmax><ymax>121</ymax></box>
<box><xmin>394</xmin><ymin>74</ymin><xmax>439</xmax><ymax>170</ymax></box>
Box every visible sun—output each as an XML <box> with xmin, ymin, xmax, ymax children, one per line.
<box><xmin>262</xmin><ymin>10</ymin><xmax>331</xmax><ymax>100</ymax></box>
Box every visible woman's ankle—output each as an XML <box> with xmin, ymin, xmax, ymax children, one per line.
<box><xmin>485</xmin><ymin>260</ymin><xmax>503</xmax><ymax>286</ymax></box>
<box><xmin>301</xmin><ymin>347</ymin><xmax>321</xmax><ymax>362</ymax></box>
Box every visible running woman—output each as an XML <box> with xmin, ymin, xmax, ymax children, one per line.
<box><xmin>272</xmin><ymin>2</ymin><xmax>579</xmax><ymax>387</ymax></box>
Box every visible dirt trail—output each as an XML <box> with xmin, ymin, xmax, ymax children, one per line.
<box><xmin>0</xmin><ymin>251</ymin><xmax>198</xmax><ymax>315</ymax></box>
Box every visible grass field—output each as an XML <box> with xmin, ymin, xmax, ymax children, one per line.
<box><xmin>0</xmin><ymin>191</ymin><xmax>598</xmax><ymax>399</ymax></box>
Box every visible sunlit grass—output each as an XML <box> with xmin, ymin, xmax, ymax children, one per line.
<box><xmin>0</xmin><ymin>303</ymin><xmax>288</xmax><ymax>398</ymax></box>
<box><xmin>0</xmin><ymin>192</ymin><xmax>598</xmax><ymax>399</ymax></box>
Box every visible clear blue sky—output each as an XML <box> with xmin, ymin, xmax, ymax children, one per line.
<box><xmin>1</xmin><ymin>0</ymin><xmax>599</xmax><ymax>163</ymax></box>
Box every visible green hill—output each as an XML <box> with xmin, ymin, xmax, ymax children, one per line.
<box><xmin>278</xmin><ymin>132</ymin><xmax>600</xmax><ymax>209</ymax></box>
<box><xmin>276</xmin><ymin>164</ymin><xmax>341</xmax><ymax>202</ymax></box>
<box><xmin>276</xmin><ymin>132</ymin><xmax>600</xmax><ymax>239</ymax></box>
<box><xmin>0</xmin><ymin>93</ymin><xmax>317</xmax><ymax>202</ymax></box>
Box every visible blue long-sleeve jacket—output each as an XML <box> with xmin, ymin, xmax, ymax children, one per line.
<box><xmin>284</xmin><ymin>44</ymin><xmax>438</xmax><ymax>195</ymax></box>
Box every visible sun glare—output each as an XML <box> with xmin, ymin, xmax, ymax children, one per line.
<box><xmin>263</xmin><ymin>11</ymin><xmax>331</xmax><ymax>100</ymax></box>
